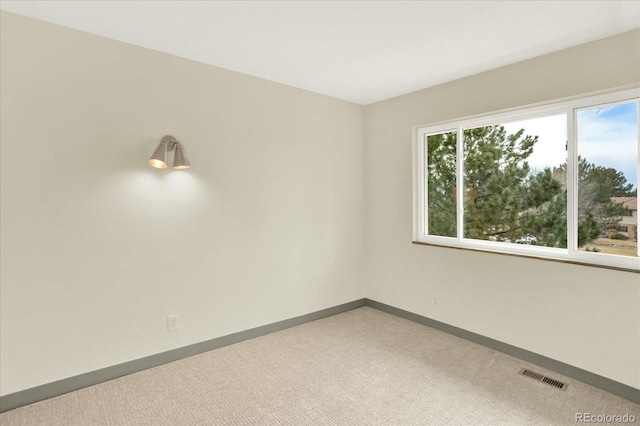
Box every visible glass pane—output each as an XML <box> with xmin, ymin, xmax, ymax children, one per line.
<box><xmin>577</xmin><ymin>102</ymin><xmax>638</xmax><ymax>257</ymax></box>
<box><xmin>426</xmin><ymin>132</ymin><xmax>457</xmax><ymax>237</ymax></box>
<box><xmin>463</xmin><ymin>114</ymin><xmax>567</xmax><ymax>247</ymax></box>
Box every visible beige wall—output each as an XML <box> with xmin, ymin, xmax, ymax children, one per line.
<box><xmin>364</xmin><ymin>29</ymin><xmax>640</xmax><ymax>388</ymax></box>
<box><xmin>0</xmin><ymin>12</ymin><xmax>365</xmax><ymax>395</ymax></box>
<box><xmin>2</xmin><ymin>10</ymin><xmax>639</xmax><ymax>397</ymax></box>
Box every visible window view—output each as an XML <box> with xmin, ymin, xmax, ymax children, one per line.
<box><xmin>416</xmin><ymin>89</ymin><xmax>640</xmax><ymax>270</ymax></box>
<box><xmin>577</xmin><ymin>102</ymin><xmax>638</xmax><ymax>257</ymax></box>
<box><xmin>463</xmin><ymin>115</ymin><xmax>567</xmax><ymax>247</ymax></box>
<box><xmin>426</xmin><ymin>131</ymin><xmax>457</xmax><ymax>237</ymax></box>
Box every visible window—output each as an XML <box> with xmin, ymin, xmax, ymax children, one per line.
<box><xmin>426</xmin><ymin>131</ymin><xmax>457</xmax><ymax>237</ymax></box>
<box><xmin>414</xmin><ymin>89</ymin><xmax>639</xmax><ymax>271</ymax></box>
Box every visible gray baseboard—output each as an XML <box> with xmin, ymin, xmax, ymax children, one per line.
<box><xmin>2</xmin><ymin>297</ymin><xmax>638</xmax><ymax>413</ymax></box>
<box><xmin>0</xmin><ymin>299</ymin><xmax>367</xmax><ymax>413</ymax></box>
<box><xmin>365</xmin><ymin>299</ymin><xmax>640</xmax><ymax>404</ymax></box>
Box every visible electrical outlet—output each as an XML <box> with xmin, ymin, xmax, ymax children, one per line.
<box><xmin>433</xmin><ymin>296</ymin><xmax>439</xmax><ymax>308</ymax></box>
<box><xmin>393</xmin><ymin>286</ymin><xmax>398</xmax><ymax>294</ymax></box>
<box><xmin>167</xmin><ymin>314</ymin><xmax>179</xmax><ymax>332</ymax></box>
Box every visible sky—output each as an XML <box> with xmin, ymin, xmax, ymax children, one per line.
<box><xmin>500</xmin><ymin>101</ymin><xmax>638</xmax><ymax>191</ymax></box>
<box><xmin>502</xmin><ymin>114</ymin><xmax>566</xmax><ymax>172</ymax></box>
<box><xmin>577</xmin><ymin>102</ymin><xmax>638</xmax><ymax>190</ymax></box>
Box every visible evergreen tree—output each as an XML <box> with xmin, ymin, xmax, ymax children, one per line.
<box><xmin>553</xmin><ymin>158</ymin><xmax>632</xmax><ymax>244</ymax></box>
<box><xmin>462</xmin><ymin>126</ymin><xmax>565</xmax><ymax>246</ymax></box>
<box><xmin>427</xmin><ymin>132</ymin><xmax>457</xmax><ymax>237</ymax></box>
<box><xmin>426</xmin><ymin>126</ymin><xmax>635</xmax><ymax>248</ymax></box>
<box><xmin>585</xmin><ymin>162</ymin><xmax>636</xmax><ymax>198</ymax></box>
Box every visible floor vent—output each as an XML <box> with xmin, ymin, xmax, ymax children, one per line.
<box><xmin>518</xmin><ymin>368</ymin><xmax>568</xmax><ymax>391</ymax></box>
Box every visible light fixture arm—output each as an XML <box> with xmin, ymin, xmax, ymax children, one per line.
<box><xmin>161</xmin><ymin>135</ymin><xmax>178</xmax><ymax>151</ymax></box>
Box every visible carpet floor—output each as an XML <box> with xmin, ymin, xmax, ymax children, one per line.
<box><xmin>1</xmin><ymin>306</ymin><xmax>638</xmax><ymax>425</ymax></box>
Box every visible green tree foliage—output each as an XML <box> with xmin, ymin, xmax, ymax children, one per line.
<box><xmin>554</xmin><ymin>158</ymin><xmax>632</xmax><ymax>245</ymax></box>
<box><xmin>426</xmin><ymin>126</ymin><xmax>635</xmax><ymax>248</ymax></box>
<box><xmin>462</xmin><ymin>126</ymin><xmax>565</xmax><ymax>246</ymax></box>
<box><xmin>427</xmin><ymin>132</ymin><xmax>457</xmax><ymax>237</ymax></box>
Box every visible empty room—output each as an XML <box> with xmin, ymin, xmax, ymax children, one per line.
<box><xmin>1</xmin><ymin>1</ymin><xmax>639</xmax><ymax>425</ymax></box>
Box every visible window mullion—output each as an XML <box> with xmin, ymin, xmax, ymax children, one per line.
<box><xmin>421</xmin><ymin>133</ymin><xmax>427</xmax><ymax>238</ymax></box>
<box><xmin>456</xmin><ymin>125</ymin><xmax>464</xmax><ymax>243</ymax></box>
<box><xmin>415</xmin><ymin>130</ymin><xmax>426</xmax><ymax>240</ymax></box>
<box><xmin>567</xmin><ymin>108</ymin><xmax>577</xmax><ymax>255</ymax></box>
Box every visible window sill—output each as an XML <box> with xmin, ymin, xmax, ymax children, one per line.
<box><xmin>411</xmin><ymin>241</ymin><xmax>640</xmax><ymax>274</ymax></box>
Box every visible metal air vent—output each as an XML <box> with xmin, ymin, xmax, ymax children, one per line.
<box><xmin>519</xmin><ymin>368</ymin><xmax>568</xmax><ymax>391</ymax></box>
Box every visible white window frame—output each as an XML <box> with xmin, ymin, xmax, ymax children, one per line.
<box><xmin>413</xmin><ymin>88</ymin><xmax>640</xmax><ymax>271</ymax></box>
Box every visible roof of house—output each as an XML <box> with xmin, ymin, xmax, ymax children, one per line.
<box><xmin>611</xmin><ymin>197</ymin><xmax>637</xmax><ymax>210</ymax></box>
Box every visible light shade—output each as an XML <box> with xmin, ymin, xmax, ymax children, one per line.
<box><xmin>148</xmin><ymin>140</ymin><xmax>168</xmax><ymax>169</ymax></box>
<box><xmin>148</xmin><ymin>135</ymin><xmax>190</xmax><ymax>170</ymax></box>
<box><xmin>173</xmin><ymin>143</ymin><xmax>190</xmax><ymax>169</ymax></box>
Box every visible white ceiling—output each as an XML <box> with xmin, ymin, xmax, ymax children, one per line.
<box><xmin>1</xmin><ymin>1</ymin><xmax>639</xmax><ymax>105</ymax></box>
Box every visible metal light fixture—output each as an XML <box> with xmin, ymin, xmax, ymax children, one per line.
<box><xmin>148</xmin><ymin>135</ymin><xmax>190</xmax><ymax>170</ymax></box>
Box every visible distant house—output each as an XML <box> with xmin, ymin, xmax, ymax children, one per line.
<box><xmin>611</xmin><ymin>197</ymin><xmax>637</xmax><ymax>240</ymax></box>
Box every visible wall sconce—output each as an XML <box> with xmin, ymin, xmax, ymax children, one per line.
<box><xmin>148</xmin><ymin>135</ymin><xmax>190</xmax><ymax>170</ymax></box>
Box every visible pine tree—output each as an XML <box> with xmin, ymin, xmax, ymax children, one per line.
<box><xmin>462</xmin><ymin>126</ymin><xmax>565</xmax><ymax>246</ymax></box>
<box><xmin>553</xmin><ymin>158</ymin><xmax>632</xmax><ymax>245</ymax></box>
<box><xmin>426</xmin><ymin>126</ymin><xmax>634</xmax><ymax>248</ymax></box>
<box><xmin>426</xmin><ymin>132</ymin><xmax>457</xmax><ymax>237</ymax></box>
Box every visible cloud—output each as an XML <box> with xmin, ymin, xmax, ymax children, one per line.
<box><xmin>502</xmin><ymin>113</ymin><xmax>567</xmax><ymax>171</ymax></box>
<box><xmin>578</xmin><ymin>102</ymin><xmax>638</xmax><ymax>188</ymax></box>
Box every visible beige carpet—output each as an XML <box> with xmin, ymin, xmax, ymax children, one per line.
<box><xmin>1</xmin><ymin>307</ymin><xmax>638</xmax><ymax>425</ymax></box>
